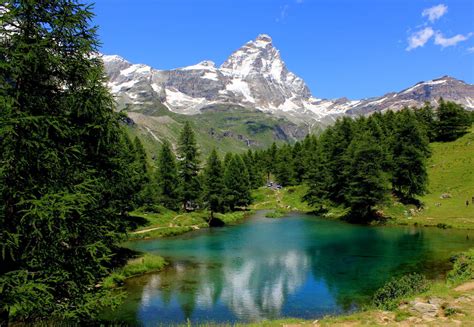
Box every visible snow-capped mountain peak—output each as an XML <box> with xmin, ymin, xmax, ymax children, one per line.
<box><xmin>102</xmin><ymin>35</ymin><xmax>474</xmax><ymax>123</ymax></box>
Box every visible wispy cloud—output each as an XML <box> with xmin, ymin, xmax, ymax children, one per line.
<box><xmin>296</xmin><ymin>0</ymin><xmax>304</xmax><ymax>3</ymax></box>
<box><xmin>406</xmin><ymin>27</ymin><xmax>434</xmax><ymax>51</ymax></box>
<box><xmin>468</xmin><ymin>47</ymin><xmax>474</xmax><ymax>53</ymax></box>
<box><xmin>434</xmin><ymin>32</ymin><xmax>472</xmax><ymax>48</ymax></box>
<box><xmin>276</xmin><ymin>4</ymin><xmax>290</xmax><ymax>22</ymax></box>
<box><xmin>422</xmin><ymin>4</ymin><xmax>448</xmax><ymax>23</ymax></box>
<box><xmin>407</xmin><ymin>4</ymin><xmax>472</xmax><ymax>51</ymax></box>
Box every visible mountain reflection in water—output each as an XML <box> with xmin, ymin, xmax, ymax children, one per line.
<box><xmin>104</xmin><ymin>212</ymin><xmax>474</xmax><ymax>325</ymax></box>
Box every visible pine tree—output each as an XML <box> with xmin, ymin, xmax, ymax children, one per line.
<box><xmin>0</xmin><ymin>0</ymin><xmax>134</xmax><ymax>322</ymax></box>
<box><xmin>391</xmin><ymin>110</ymin><xmax>430</xmax><ymax>201</ymax></box>
<box><xmin>321</xmin><ymin>117</ymin><xmax>355</xmax><ymax>204</ymax></box>
<box><xmin>414</xmin><ymin>103</ymin><xmax>437</xmax><ymax>141</ymax></box>
<box><xmin>292</xmin><ymin>141</ymin><xmax>306</xmax><ymax>184</ymax></box>
<box><xmin>157</xmin><ymin>141</ymin><xmax>179</xmax><ymax>211</ymax></box>
<box><xmin>177</xmin><ymin>122</ymin><xmax>201</xmax><ymax>211</ymax></box>
<box><xmin>203</xmin><ymin>149</ymin><xmax>224</xmax><ymax>217</ymax></box>
<box><xmin>344</xmin><ymin>133</ymin><xmax>390</xmax><ymax>222</ymax></box>
<box><xmin>131</xmin><ymin>136</ymin><xmax>150</xmax><ymax>207</ymax></box>
<box><xmin>435</xmin><ymin>99</ymin><xmax>471</xmax><ymax>142</ymax></box>
<box><xmin>274</xmin><ymin>144</ymin><xmax>295</xmax><ymax>186</ymax></box>
<box><xmin>222</xmin><ymin>152</ymin><xmax>233</xmax><ymax>169</ymax></box>
<box><xmin>303</xmin><ymin>138</ymin><xmax>330</xmax><ymax>211</ymax></box>
<box><xmin>242</xmin><ymin>149</ymin><xmax>262</xmax><ymax>189</ymax></box>
<box><xmin>223</xmin><ymin>156</ymin><xmax>252</xmax><ymax>211</ymax></box>
<box><xmin>265</xmin><ymin>142</ymin><xmax>278</xmax><ymax>181</ymax></box>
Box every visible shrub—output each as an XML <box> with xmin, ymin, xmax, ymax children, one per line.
<box><xmin>265</xmin><ymin>210</ymin><xmax>286</xmax><ymax>218</ymax></box>
<box><xmin>372</xmin><ymin>273</ymin><xmax>429</xmax><ymax>310</ymax></box>
<box><xmin>102</xmin><ymin>254</ymin><xmax>166</xmax><ymax>289</ymax></box>
<box><xmin>447</xmin><ymin>249</ymin><xmax>474</xmax><ymax>285</ymax></box>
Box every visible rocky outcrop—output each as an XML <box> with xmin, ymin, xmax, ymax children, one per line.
<box><xmin>102</xmin><ymin>35</ymin><xmax>474</xmax><ymax>125</ymax></box>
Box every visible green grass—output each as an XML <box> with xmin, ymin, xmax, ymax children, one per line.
<box><xmin>264</xmin><ymin>209</ymin><xmax>286</xmax><ymax>218</ymax></box>
<box><xmin>103</xmin><ymin>254</ymin><xmax>166</xmax><ymax>289</ymax></box>
<box><xmin>124</xmin><ymin>106</ymin><xmax>303</xmax><ymax>161</ymax></box>
<box><xmin>384</xmin><ymin>127</ymin><xmax>474</xmax><ymax>229</ymax></box>
<box><xmin>126</xmin><ymin>208</ymin><xmax>250</xmax><ymax>240</ymax></box>
<box><xmin>251</xmin><ymin>185</ymin><xmax>312</xmax><ymax>212</ymax></box>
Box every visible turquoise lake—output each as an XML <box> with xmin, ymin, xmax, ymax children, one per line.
<box><xmin>105</xmin><ymin>211</ymin><xmax>474</xmax><ymax>325</ymax></box>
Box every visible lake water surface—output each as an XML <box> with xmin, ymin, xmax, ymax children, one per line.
<box><xmin>105</xmin><ymin>211</ymin><xmax>474</xmax><ymax>325</ymax></box>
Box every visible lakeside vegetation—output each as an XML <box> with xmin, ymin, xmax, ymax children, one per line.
<box><xmin>178</xmin><ymin>249</ymin><xmax>474</xmax><ymax>326</ymax></box>
<box><xmin>102</xmin><ymin>254</ymin><xmax>166</xmax><ymax>289</ymax></box>
<box><xmin>384</xmin><ymin>127</ymin><xmax>474</xmax><ymax>229</ymax></box>
<box><xmin>1</xmin><ymin>0</ymin><xmax>473</xmax><ymax>325</ymax></box>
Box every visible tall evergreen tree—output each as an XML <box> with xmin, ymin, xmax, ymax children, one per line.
<box><xmin>414</xmin><ymin>103</ymin><xmax>437</xmax><ymax>142</ymax></box>
<box><xmin>344</xmin><ymin>133</ymin><xmax>390</xmax><ymax>222</ymax></box>
<box><xmin>203</xmin><ymin>149</ymin><xmax>224</xmax><ymax>217</ymax></box>
<box><xmin>131</xmin><ymin>136</ymin><xmax>150</xmax><ymax>207</ymax></box>
<box><xmin>265</xmin><ymin>142</ymin><xmax>278</xmax><ymax>181</ymax></box>
<box><xmin>177</xmin><ymin>122</ymin><xmax>201</xmax><ymax>211</ymax></box>
<box><xmin>222</xmin><ymin>152</ymin><xmax>233</xmax><ymax>169</ymax></box>
<box><xmin>435</xmin><ymin>100</ymin><xmax>471</xmax><ymax>142</ymax></box>
<box><xmin>303</xmin><ymin>138</ymin><xmax>330</xmax><ymax>211</ymax></box>
<box><xmin>223</xmin><ymin>156</ymin><xmax>251</xmax><ymax>211</ymax></box>
<box><xmin>157</xmin><ymin>142</ymin><xmax>179</xmax><ymax>211</ymax></box>
<box><xmin>0</xmin><ymin>0</ymin><xmax>134</xmax><ymax>322</ymax></box>
<box><xmin>321</xmin><ymin>117</ymin><xmax>355</xmax><ymax>203</ymax></box>
<box><xmin>391</xmin><ymin>110</ymin><xmax>430</xmax><ymax>201</ymax></box>
<box><xmin>274</xmin><ymin>144</ymin><xmax>295</xmax><ymax>186</ymax></box>
<box><xmin>242</xmin><ymin>149</ymin><xmax>262</xmax><ymax>189</ymax></box>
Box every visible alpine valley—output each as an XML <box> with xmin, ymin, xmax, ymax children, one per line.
<box><xmin>103</xmin><ymin>34</ymin><xmax>474</xmax><ymax>156</ymax></box>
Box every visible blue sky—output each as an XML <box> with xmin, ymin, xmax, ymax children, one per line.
<box><xmin>91</xmin><ymin>0</ymin><xmax>474</xmax><ymax>100</ymax></box>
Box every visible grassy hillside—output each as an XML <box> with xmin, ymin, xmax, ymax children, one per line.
<box><xmin>384</xmin><ymin>127</ymin><xmax>474</xmax><ymax>228</ymax></box>
<box><xmin>122</xmin><ymin>105</ymin><xmax>313</xmax><ymax>160</ymax></box>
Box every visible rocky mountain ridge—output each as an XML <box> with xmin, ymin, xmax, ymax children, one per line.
<box><xmin>102</xmin><ymin>34</ymin><xmax>474</xmax><ymax>125</ymax></box>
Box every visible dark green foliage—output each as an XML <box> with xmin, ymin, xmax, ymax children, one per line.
<box><xmin>391</xmin><ymin>110</ymin><xmax>430</xmax><ymax>201</ymax></box>
<box><xmin>156</xmin><ymin>142</ymin><xmax>179</xmax><ymax>211</ymax></box>
<box><xmin>264</xmin><ymin>142</ymin><xmax>278</xmax><ymax>181</ymax></box>
<box><xmin>447</xmin><ymin>249</ymin><xmax>474</xmax><ymax>285</ymax></box>
<box><xmin>321</xmin><ymin>117</ymin><xmax>355</xmax><ymax>204</ymax></box>
<box><xmin>303</xmin><ymin>139</ymin><xmax>329</xmax><ymax>211</ymax></box>
<box><xmin>203</xmin><ymin>149</ymin><xmax>224</xmax><ymax>215</ymax></box>
<box><xmin>242</xmin><ymin>149</ymin><xmax>263</xmax><ymax>189</ymax></box>
<box><xmin>0</xmin><ymin>0</ymin><xmax>133</xmax><ymax>322</ymax></box>
<box><xmin>414</xmin><ymin>103</ymin><xmax>437</xmax><ymax>142</ymax></box>
<box><xmin>372</xmin><ymin>274</ymin><xmax>429</xmax><ymax>310</ymax></box>
<box><xmin>274</xmin><ymin>144</ymin><xmax>295</xmax><ymax>186</ymax></box>
<box><xmin>223</xmin><ymin>155</ymin><xmax>252</xmax><ymax>211</ymax></box>
<box><xmin>177</xmin><ymin>122</ymin><xmax>201</xmax><ymax>211</ymax></box>
<box><xmin>292</xmin><ymin>141</ymin><xmax>306</xmax><ymax>183</ymax></box>
<box><xmin>344</xmin><ymin>132</ymin><xmax>390</xmax><ymax>222</ymax></box>
<box><xmin>130</xmin><ymin>136</ymin><xmax>151</xmax><ymax>208</ymax></box>
<box><xmin>435</xmin><ymin>99</ymin><xmax>471</xmax><ymax>142</ymax></box>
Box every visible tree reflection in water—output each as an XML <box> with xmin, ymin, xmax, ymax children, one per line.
<box><xmin>110</xmin><ymin>213</ymin><xmax>474</xmax><ymax>325</ymax></box>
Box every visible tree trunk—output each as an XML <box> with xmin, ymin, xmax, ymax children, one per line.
<box><xmin>0</xmin><ymin>308</ymin><xmax>9</xmax><ymax>327</ymax></box>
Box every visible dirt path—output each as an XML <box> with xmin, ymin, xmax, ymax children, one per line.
<box><xmin>131</xmin><ymin>214</ymin><xmax>192</xmax><ymax>235</ymax></box>
<box><xmin>454</xmin><ymin>280</ymin><xmax>474</xmax><ymax>292</ymax></box>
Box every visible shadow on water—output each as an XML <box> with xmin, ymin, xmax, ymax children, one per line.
<box><xmin>102</xmin><ymin>212</ymin><xmax>474</xmax><ymax>325</ymax></box>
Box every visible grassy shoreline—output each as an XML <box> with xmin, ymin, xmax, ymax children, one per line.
<box><xmin>126</xmin><ymin>208</ymin><xmax>252</xmax><ymax>240</ymax></box>
<box><xmin>103</xmin><ymin>253</ymin><xmax>167</xmax><ymax>289</ymax></box>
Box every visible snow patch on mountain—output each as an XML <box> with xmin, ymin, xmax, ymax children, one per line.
<box><xmin>102</xmin><ymin>37</ymin><xmax>474</xmax><ymax>122</ymax></box>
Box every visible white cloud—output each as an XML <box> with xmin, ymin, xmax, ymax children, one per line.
<box><xmin>422</xmin><ymin>4</ymin><xmax>448</xmax><ymax>23</ymax></box>
<box><xmin>434</xmin><ymin>32</ymin><xmax>472</xmax><ymax>48</ymax></box>
<box><xmin>276</xmin><ymin>4</ymin><xmax>289</xmax><ymax>22</ymax></box>
<box><xmin>406</xmin><ymin>27</ymin><xmax>434</xmax><ymax>51</ymax></box>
